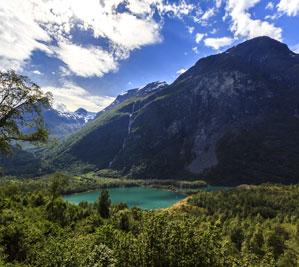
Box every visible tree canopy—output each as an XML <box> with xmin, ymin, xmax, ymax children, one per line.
<box><xmin>97</xmin><ymin>189</ymin><xmax>111</xmax><ymax>218</ymax></box>
<box><xmin>0</xmin><ymin>178</ymin><xmax>298</xmax><ymax>266</ymax></box>
<box><xmin>0</xmin><ymin>70</ymin><xmax>52</xmax><ymax>153</ymax></box>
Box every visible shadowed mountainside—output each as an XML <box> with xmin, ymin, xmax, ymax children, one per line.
<box><xmin>35</xmin><ymin>37</ymin><xmax>299</xmax><ymax>185</ymax></box>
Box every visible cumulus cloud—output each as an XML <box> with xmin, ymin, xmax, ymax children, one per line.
<box><xmin>195</xmin><ymin>33</ymin><xmax>205</xmax><ymax>43</ymax></box>
<box><xmin>204</xmin><ymin>37</ymin><xmax>234</xmax><ymax>50</ymax></box>
<box><xmin>33</xmin><ymin>70</ymin><xmax>42</xmax><ymax>75</ymax></box>
<box><xmin>0</xmin><ymin>0</ymin><xmax>196</xmax><ymax>77</ymax></box>
<box><xmin>43</xmin><ymin>82</ymin><xmax>115</xmax><ymax>112</ymax></box>
<box><xmin>277</xmin><ymin>0</ymin><xmax>299</xmax><ymax>16</ymax></box>
<box><xmin>0</xmin><ymin>1</ymin><xmax>51</xmax><ymax>71</ymax></box>
<box><xmin>54</xmin><ymin>42</ymin><xmax>119</xmax><ymax>77</ymax></box>
<box><xmin>226</xmin><ymin>0</ymin><xmax>282</xmax><ymax>40</ymax></box>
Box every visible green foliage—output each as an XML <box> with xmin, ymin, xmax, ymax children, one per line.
<box><xmin>97</xmin><ymin>189</ymin><xmax>111</xmax><ymax>218</ymax></box>
<box><xmin>0</xmin><ymin>70</ymin><xmax>52</xmax><ymax>154</ymax></box>
<box><xmin>49</xmin><ymin>172</ymin><xmax>70</xmax><ymax>200</ymax></box>
<box><xmin>0</xmin><ymin>182</ymin><xmax>298</xmax><ymax>266</ymax></box>
<box><xmin>189</xmin><ymin>184</ymin><xmax>299</xmax><ymax>219</ymax></box>
<box><xmin>230</xmin><ymin>226</ymin><xmax>244</xmax><ymax>251</ymax></box>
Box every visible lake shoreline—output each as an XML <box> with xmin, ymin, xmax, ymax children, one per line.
<box><xmin>64</xmin><ymin>186</ymin><xmax>186</xmax><ymax>209</ymax></box>
<box><xmin>61</xmin><ymin>177</ymin><xmax>209</xmax><ymax>196</ymax></box>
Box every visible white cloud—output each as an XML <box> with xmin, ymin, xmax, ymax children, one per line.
<box><xmin>201</xmin><ymin>8</ymin><xmax>215</xmax><ymax>20</ymax></box>
<box><xmin>126</xmin><ymin>0</ymin><xmax>154</xmax><ymax>15</ymax></box>
<box><xmin>265</xmin><ymin>13</ymin><xmax>280</xmax><ymax>20</ymax></box>
<box><xmin>176</xmin><ymin>68</ymin><xmax>187</xmax><ymax>75</ymax></box>
<box><xmin>33</xmin><ymin>70</ymin><xmax>42</xmax><ymax>75</ymax></box>
<box><xmin>204</xmin><ymin>37</ymin><xmax>234</xmax><ymax>50</ymax></box>
<box><xmin>59</xmin><ymin>66</ymin><xmax>72</xmax><ymax>77</ymax></box>
<box><xmin>0</xmin><ymin>0</ymin><xmax>195</xmax><ymax>76</ymax></box>
<box><xmin>0</xmin><ymin>1</ymin><xmax>51</xmax><ymax>71</ymax></box>
<box><xmin>277</xmin><ymin>0</ymin><xmax>299</xmax><ymax>16</ymax></box>
<box><xmin>266</xmin><ymin>2</ymin><xmax>274</xmax><ymax>10</ymax></box>
<box><xmin>187</xmin><ymin>26</ymin><xmax>195</xmax><ymax>34</ymax></box>
<box><xmin>192</xmin><ymin>47</ymin><xmax>199</xmax><ymax>54</ymax></box>
<box><xmin>194</xmin><ymin>7</ymin><xmax>215</xmax><ymax>25</ymax></box>
<box><xmin>195</xmin><ymin>33</ymin><xmax>205</xmax><ymax>43</ymax></box>
<box><xmin>54</xmin><ymin>42</ymin><xmax>118</xmax><ymax>77</ymax></box>
<box><xmin>157</xmin><ymin>0</ymin><xmax>195</xmax><ymax>18</ymax></box>
<box><xmin>226</xmin><ymin>0</ymin><xmax>282</xmax><ymax>40</ymax></box>
<box><xmin>43</xmin><ymin>82</ymin><xmax>115</xmax><ymax>112</ymax></box>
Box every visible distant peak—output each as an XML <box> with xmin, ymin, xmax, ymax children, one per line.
<box><xmin>138</xmin><ymin>81</ymin><xmax>168</xmax><ymax>92</ymax></box>
<box><xmin>227</xmin><ymin>36</ymin><xmax>291</xmax><ymax>56</ymax></box>
<box><xmin>141</xmin><ymin>81</ymin><xmax>168</xmax><ymax>87</ymax></box>
<box><xmin>75</xmin><ymin>108</ymin><xmax>88</xmax><ymax>115</ymax></box>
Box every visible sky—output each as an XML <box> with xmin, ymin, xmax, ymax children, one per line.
<box><xmin>0</xmin><ymin>0</ymin><xmax>299</xmax><ymax>112</ymax></box>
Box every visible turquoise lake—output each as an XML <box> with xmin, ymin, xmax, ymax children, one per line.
<box><xmin>64</xmin><ymin>187</ymin><xmax>186</xmax><ymax>209</ymax></box>
<box><xmin>64</xmin><ymin>185</ymin><xmax>230</xmax><ymax>209</ymax></box>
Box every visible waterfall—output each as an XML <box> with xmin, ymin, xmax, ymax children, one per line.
<box><xmin>122</xmin><ymin>101</ymin><xmax>135</xmax><ymax>150</ymax></box>
<box><xmin>128</xmin><ymin>102</ymin><xmax>135</xmax><ymax>134</ymax></box>
<box><xmin>109</xmin><ymin>101</ymin><xmax>136</xmax><ymax>168</ymax></box>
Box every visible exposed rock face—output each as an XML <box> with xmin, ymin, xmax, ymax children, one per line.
<box><xmin>48</xmin><ymin>37</ymin><xmax>299</xmax><ymax>185</ymax></box>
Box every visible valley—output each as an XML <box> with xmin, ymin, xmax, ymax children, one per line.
<box><xmin>0</xmin><ymin>35</ymin><xmax>299</xmax><ymax>266</ymax></box>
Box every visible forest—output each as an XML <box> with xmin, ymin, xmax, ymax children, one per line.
<box><xmin>0</xmin><ymin>174</ymin><xmax>298</xmax><ymax>266</ymax></box>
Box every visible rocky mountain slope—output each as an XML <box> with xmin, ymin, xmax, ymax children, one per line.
<box><xmin>96</xmin><ymin>81</ymin><xmax>168</xmax><ymax>116</ymax></box>
<box><xmin>47</xmin><ymin>36</ymin><xmax>299</xmax><ymax>185</ymax></box>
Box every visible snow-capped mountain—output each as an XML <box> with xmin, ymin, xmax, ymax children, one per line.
<box><xmin>43</xmin><ymin>107</ymin><xmax>96</xmax><ymax>138</ymax></box>
<box><xmin>97</xmin><ymin>81</ymin><xmax>168</xmax><ymax>116</ymax></box>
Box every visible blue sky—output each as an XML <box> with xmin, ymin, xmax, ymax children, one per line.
<box><xmin>0</xmin><ymin>0</ymin><xmax>299</xmax><ymax>111</ymax></box>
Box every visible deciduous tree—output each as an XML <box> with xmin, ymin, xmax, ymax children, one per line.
<box><xmin>0</xmin><ymin>70</ymin><xmax>52</xmax><ymax>153</ymax></box>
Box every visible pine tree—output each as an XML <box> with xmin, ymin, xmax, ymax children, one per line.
<box><xmin>97</xmin><ymin>189</ymin><xmax>111</xmax><ymax>218</ymax></box>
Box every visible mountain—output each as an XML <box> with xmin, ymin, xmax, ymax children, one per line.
<box><xmin>46</xmin><ymin>37</ymin><xmax>299</xmax><ymax>185</ymax></box>
<box><xmin>43</xmin><ymin>107</ymin><xmax>96</xmax><ymax>138</ymax></box>
<box><xmin>96</xmin><ymin>81</ymin><xmax>168</xmax><ymax>116</ymax></box>
<box><xmin>0</xmin><ymin>107</ymin><xmax>97</xmax><ymax>176</ymax></box>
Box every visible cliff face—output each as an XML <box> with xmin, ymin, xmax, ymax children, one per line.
<box><xmin>49</xmin><ymin>37</ymin><xmax>299</xmax><ymax>185</ymax></box>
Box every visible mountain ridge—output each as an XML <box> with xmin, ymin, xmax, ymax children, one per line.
<box><xmin>43</xmin><ymin>107</ymin><xmax>96</xmax><ymax>138</ymax></box>
<box><xmin>36</xmin><ymin>37</ymin><xmax>299</xmax><ymax>185</ymax></box>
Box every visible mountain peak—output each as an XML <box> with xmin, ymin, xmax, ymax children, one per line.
<box><xmin>137</xmin><ymin>81</ymin><xmax>168</xmax><ymax>96</ymax></box>
<box><xmin>226</xmin><ymin>36</ymin><xmax>292</xmax><ymax>57</ymax></box>
<box><xmin>75</xmin><ymin>108</ymin><xmax>88</xmax><ymax>116</ymax></box>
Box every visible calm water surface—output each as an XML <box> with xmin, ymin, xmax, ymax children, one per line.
<box><xmin>64</xmin><ymin>187</ymin><xmax>186</xmax><ymax>209</ymax></box>
<box><xmin>64</xmin><ymin>185</ymin><xmax>230</xmax><ymax>209</ymax></box>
